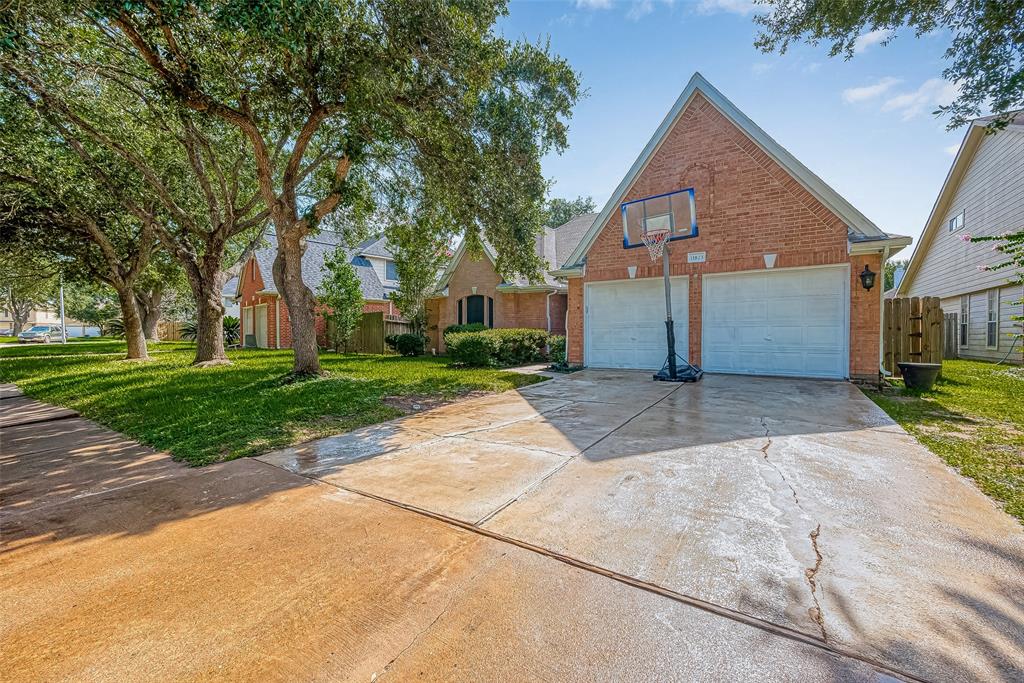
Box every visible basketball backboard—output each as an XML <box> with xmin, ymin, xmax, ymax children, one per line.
<box><xmin>622</xmin><ymin>187</ymin><xmax>697</xmax><ymax>249</ymax></box>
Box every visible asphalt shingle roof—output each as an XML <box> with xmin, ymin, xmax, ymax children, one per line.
<box><xmin>252</xmin><ymin>231</ymin><xmax>389</xmax><ymax>301</ymax></box>
<box><xmin>357</xmin><ymin>235</ymin><xmax>393</xmax><ymax>258</ymax></box>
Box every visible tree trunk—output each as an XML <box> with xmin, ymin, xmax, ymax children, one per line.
<box><xmin>193</xmin><ymin>277</ymin><xmax>228</xmax><ymax>366</ymax></box>
<box><xmin>273</xmin><ymin>229</ymin><xmax>320</xmax><ymax>374</ymax></box>
<box><xmin>136</xmin><ymin>286</ymin><xmax>163</xmax><ymax>340</ymax></box>
<box><xmin>115</xmin><ymin>285</ymin><xmax>150</xmax><ymax>361</ymax></box>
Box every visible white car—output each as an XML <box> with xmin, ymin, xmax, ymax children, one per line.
<box><xmin>17</xmin><ymin>325</ymin><xmax>63</xmax><ymax>343</ymax></box>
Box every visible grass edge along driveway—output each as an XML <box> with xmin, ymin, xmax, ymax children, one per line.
<box><xmin>0</xmin><ymin>340</ymin><xmax>543</xmax><ymax>466</ymax></box>
<box><xmin>863</xmin><ymin>359</ymin><xmax>1024</xmax><ymax>524</ymax></box>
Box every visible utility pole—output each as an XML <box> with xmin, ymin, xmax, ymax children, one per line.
<box><xmin>59</xmin><ymin>278</ymin><xmax>67</xmax><ymax>344</ymax></box>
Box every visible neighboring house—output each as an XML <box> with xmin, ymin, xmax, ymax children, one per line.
<box><xmin>551</xmin><ymin>73</ymin><xmax>910</xmax><ymax>381</ymax></box>
<box><xmin>235</xmin><ymin>232</ymin><xmax>399</xmax><ymax>349</ymax></box>
<box><xmin>222</xmin><ymin>277</ymin><xmax>240</xmax><ymax>318</ymax></box>
<box><xmin>0</xmin><ymin>307</ymin><xmax>97</xmax><ymax>337</ymax></box>
<box><xmin>425</xmin><ymin>213</ymin><xmax>593</xmax><ymax>353</ymax></box>
<box><xmin>897</xmin><ymin>113</ymin><xmax>1023</xmax><ymax>364</ymax></box>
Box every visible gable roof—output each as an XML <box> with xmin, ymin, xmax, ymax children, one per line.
<box><xmin>357</xmin><ymin>235</ymin><xmax>393</xmax><ymax>258</ymax></box>
<box><xmin>558</xmin><ymin>72</ymin><xmax>895</xmax><ymax>272</ymax></box>
<box><xmin>240</xmin><ymin>231</ymin><xmax>390</xmax><ymax>301</ymax></box>
<box><xmin>897</xmin><ymin>112</ymin><xmax>1024</xmax><ymax>294</ymax></box>
<box><xmin>435</xmin><ymin>213</ymin><xmax>597</xmax><ymax>291</ymax></box>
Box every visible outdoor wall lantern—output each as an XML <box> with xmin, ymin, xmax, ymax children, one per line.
<box><xmin>859</xmin><ymin>264</ymin><xmax>877</xmax><ymax>291</ymax></box>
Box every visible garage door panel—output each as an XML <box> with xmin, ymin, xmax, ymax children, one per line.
<box><xmin>702</xmin><ymin>267</ymin><xmax>848</xmax><ymax>379</ymax></box>
<box><xmin>771</xmin><ymin>326</ymin><xmax>804</xmax><ymax>345</ymax></box>
<box><xmin>737</xmin><ymin>326</ymin><xmax>770</xmax><ymax>344</ymax></box>
<box><xmin>586</xmin><ymin>278</ymin><xmax>688</xmax><ymax>370</ymax></box>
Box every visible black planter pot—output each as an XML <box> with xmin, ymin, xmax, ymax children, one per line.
<box><xmin>898</xmin><ymin>362</ymin><xmax>942</xmax><ymax>391</ymax></box>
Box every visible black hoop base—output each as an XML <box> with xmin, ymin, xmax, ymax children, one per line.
<box><xmin>654</xmin><ymin>354</ymin><xmax>704</xmax><ymax>383</ymax></box>
<box><xmin>654</xmin><ymin>318</ymin><xmax>703</xmax><ymax>382</ymax></box>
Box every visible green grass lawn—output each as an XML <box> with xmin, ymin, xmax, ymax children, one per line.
<box><xmin>863</xmin><ymin>360</ymin><xmax>1024</xmax><ymax>523</ymax></box>
<box><xmin>0</xmin><ymin>341</ymin><xmax>543</xmax><ymax>466</ymax></box>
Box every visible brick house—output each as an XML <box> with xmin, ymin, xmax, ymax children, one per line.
<box><xmin>551</xmin><ymin>73</ymin><xmax>911</xmax><ymax>382</ymax></box>
<box><xmin>425</xmin><ymin>213</ymin><xmax>593</xmax><ymax>354</ymax></box>
<box><xmin>235</xmin><ymin>232</ymin><xmax>399</xmax><ymax>349</ymax></box>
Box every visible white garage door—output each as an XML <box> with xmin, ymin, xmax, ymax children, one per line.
<box><xmin>585</xmin><ymin>277</ymin><xmax>689</xmax><ymax>370</ymax></box>
<box><xmin>702</xmin><ymin>266</ymin><xmax>848</xmax><ymax>379</ymax></box>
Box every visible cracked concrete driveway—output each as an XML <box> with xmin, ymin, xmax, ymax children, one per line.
<box><xmin>260</xmin><ymin>370</ymin><xmax>1024</xmax><ymax>681</ymax></box>
<box><xmin>3</xmin><ymin>373</ymin><xmax>1023</xmax><ymax>682</ymax></box>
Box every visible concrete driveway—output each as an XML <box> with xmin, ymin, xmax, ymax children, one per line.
<box><xmin>3</xmin><ymin>374</ymin><xmax>1023</xmax><ymax>681</ymax></box>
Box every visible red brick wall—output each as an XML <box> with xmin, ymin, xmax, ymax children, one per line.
<box><xmin>566</xmin><ymin>91</ymin><xmax>880</xmax><ymax>380</ymax></box>
<box><xmin>849</xmin><ymin>253</ymin><xmax>882</xmax><ymax>382</ymax></box>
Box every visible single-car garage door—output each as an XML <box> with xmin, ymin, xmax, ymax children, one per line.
<box><xmin>585</xmin><ymin>277</ymin><xmax>688</xmax><ymax>370</ymax></box>
<box><xmin>702</xmin><ymin>266</ymin><xmax>848</xmax><ymax>379</ymax></box>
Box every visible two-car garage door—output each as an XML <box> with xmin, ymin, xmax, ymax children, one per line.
<box><xmin>585</xmin><ymin>266</ymin><xmax>849</xmax><ymax>379</ymax></box>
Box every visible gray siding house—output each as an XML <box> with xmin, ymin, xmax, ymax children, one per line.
<box><xmin>898</xmin><ymin>114</ymin><xmax>1023</xmax><ymax>364</ymax></box>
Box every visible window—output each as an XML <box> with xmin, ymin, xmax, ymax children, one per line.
<box><xmin>466</xmin><ymin>295</ymin><xmax>485</xmax><ymax>325</ymax></box>
<box><xmin>960</xmin><ymin>296</ymin><xmax>969</xmax><ymax>347</ymax></box>
<box><xmin>948</xmin><ymin>209</ymin><xmax>965</xmax><ymax>233</ymax></box>
<box><xmin>457</xmin><ymin>299</ymin><xmax>463</xmax><ymax>325</ymax></box>
<box><xmin>987</xmin><ymin>289</ymin><xmax>999</xmax><ymax>348</ymax></box>
<box><xmin>385</xmin><ymin>259</ymin><xmax>398</xmax><ymax>281</ymax></box>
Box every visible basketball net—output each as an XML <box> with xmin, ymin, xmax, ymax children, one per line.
<box><xmin>641</xmin><ymin>227</ymin><xmax>670</xmax><ymax>261</ymax></box>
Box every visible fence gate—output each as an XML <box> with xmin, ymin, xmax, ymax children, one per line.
<box><xmin>883</xmin><ymin>296</ymin><xmax>943</xmax><ymax>378</ymax></box>
<box><xmin>943</xmin><ymin>313</ymin><xmax>959</xmax><ymax>360</ymax></box>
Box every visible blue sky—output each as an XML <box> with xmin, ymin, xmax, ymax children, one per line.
<box><xmin>499</xmin><ymin>0</ymin><xmax>967</xmax><ymax>250</ymax></box>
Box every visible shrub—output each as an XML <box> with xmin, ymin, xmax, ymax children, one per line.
<box><xmin>180</xmin><ymin>316</ymin><xmax>240</xmax><ymax>345</ymax></box>
<box><xmin>386</xmin><ymin>333</ymin><xmax>426</xmax><ymax>357</ymax></box>
<box><xmin>486</xmin><ymin>328</ymin><xmax>549</xmax><ymax>365</ymax></box>
<box><xmin>446</xmin><ymin>332</ymin><xmax>499</xmax><ymax>367</ymax></box>
<box><xmin>443</xmin><ymin>322</ymin><xmax>487</xmax><ymax>337</ymax></box>
<box><xmin>548</xmin><ymin>335</ymin><xmax>566</xmax><ymax>366</ymax></box>
<box><xmin>445</xmin><ymin>327</ymin><xmax>550</xmax><ymax>367</ymax></box>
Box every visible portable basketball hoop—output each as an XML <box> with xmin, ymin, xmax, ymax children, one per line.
<box><xmin>627</xmin><ymin>191</ymin><xmax>704</xmax><ymax>384</ymax></box>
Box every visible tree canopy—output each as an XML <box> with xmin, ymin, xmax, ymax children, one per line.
<box><xmin>8</xmin><ymin>0</ymin><xmax>580</xmax><ymax>373</ymax></box>
<box><xmin>544</xmin><ymin>195</ymin><xmax>596</xmax><ymax>228</ymax></box>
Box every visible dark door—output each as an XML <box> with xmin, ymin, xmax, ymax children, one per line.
<box><xmin>466</xmin><ymin>295</ymin><xmax>485</xmax><ymax>325</ymax></box>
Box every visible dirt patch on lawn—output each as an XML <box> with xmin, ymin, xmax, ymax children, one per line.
<box><xmin>383</xmin><ymin>391</ymin><xmax>492</xmax><ymax>414</ymax></box>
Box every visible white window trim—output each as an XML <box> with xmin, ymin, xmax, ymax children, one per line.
<box><xmin>948</xmin><ymin>209</ymin><xmax>965</xmax><ymax>233</ymax></box>
<box><xmin>986</xmin><ymin>289</ymin><xmax>999</xmax><ymax>350</ymax></box>
<box><xmin>383</xmin><ymin>257</ymin><xmax>399</xmax><ymax>283</ymax></box>
<box><xmin>959</xmin><ymin>296</ymin><xmax>969</xmax><ymax>348</ymax></box>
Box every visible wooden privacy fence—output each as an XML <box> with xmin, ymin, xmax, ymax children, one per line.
<box><xmin>883</xmin><ymin>296</ymin><xmax>943</xmax><ymax>377</ymax></box>
<box><xmin>327</xmin><ymin>312</ymin><xmax>412</xmax><ymax>354</ymax></box>
<box><xmin>943</xmin><ymin>312</ymin><xmax>959</xmax><ymax>360</ymax></box>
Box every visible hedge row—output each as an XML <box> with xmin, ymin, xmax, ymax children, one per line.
<box><xmin>445</xmin><ymin>327</ymin><xmax>552</xmax><ymax>367</ymax></box>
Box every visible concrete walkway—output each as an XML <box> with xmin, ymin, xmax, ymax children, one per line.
<box><xmin>2</xmin><ymin>377</ymin><xmax>1022</xmax><ymax>681</ymax></box>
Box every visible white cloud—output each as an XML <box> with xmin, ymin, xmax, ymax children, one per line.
<box><xmin>882</xmin><ymin>78</ymin><xmax>960</xmax><ymax>120</ymax></box>
<box><xmin>842</xmin><ymin>77</ymin><xmax>901</xmax><ymax>104</ymax></box>
<box><xmin>854</xmin><ymin>28</ymin><xmax>894</xmax><ymax>54</ymax></box>
<box><xmin>751</xmin><ymin>62</ymin><xmax>773</xmax><ymax>76</ymax></box>
<box><xmin>945</xmin><ymin>143</ymin><xmax>961</xmax><ymax>156</ymax></box>
<box><xmin>697</xmin><ymin>0</ymin><xmax>758</xmax><ymax>15</ymax></box>
<box><xmin>802</xmin><ymin>62</ymin><xmax>822</xmax><ymax>74</ymax></box>
<box><xmin>575</xmin><ymin>0</ymin><xmax>612</xmax><ymax>8</ymax></box>
<box><xmin>627</xmin><ymin>0</ymin><xmax>654</xmax><ymax>20</ymax></box>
